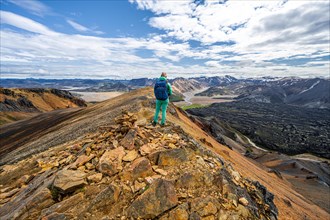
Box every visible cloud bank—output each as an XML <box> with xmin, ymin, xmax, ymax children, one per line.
<box><xmin>0</xmin><ymin>0</ymin><xmax>329</xmax><ymax>79</ymax></box>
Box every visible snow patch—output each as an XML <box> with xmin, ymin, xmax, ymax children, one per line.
<box><xmin>298</xmin><ymin>80</ymin><xmax>320</xmax><ymax>95</ymax></box>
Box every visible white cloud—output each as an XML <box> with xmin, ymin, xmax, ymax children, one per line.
<box><xmin>7</xmin><ymin>0</ymin><xmax>51</xmax><ymax>16</ymax></box>
<box><xmin>66</xmin><ymin>19</ymin><xmax>104</xmax><ymax>35</ymax></box>
<box><xmin>67</xmin><ymin>19</ymin><xmax>89</xmax><ymax>32</ymax></box>
<box><xmin>130</xmin><ymin>0</ymin><xmax>330</xmax><ymax>61</ymax></box>
<box><xmin>0</xmin><ymin>12</ymin><xmax>199</xmax><ymax>78</ymax></box>
<box><xmin>0</xmin><ymin>10</ymin><xmax>57</xmax><ymax>35</ymax></box>
<box><xmin>205</xmin><ymin>61</ymin><xmax>221</xmax><ymax>68</ymax></box>
<box><xmin>1</xmin><ymin>5</ymin><xmax>329</xmax><ymax>79</ymax></box>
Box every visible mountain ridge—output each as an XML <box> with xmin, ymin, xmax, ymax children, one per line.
<box><xmin>0</xmin><ymin>87</ymin><xmax>328</xmax><ymax>219</ymax></box>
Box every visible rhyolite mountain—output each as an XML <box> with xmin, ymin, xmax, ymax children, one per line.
<box><xmin>0</xmin><ymin>88</ymin><xmax>328</xmax><ymax>219</ymax></box>
<box><xmin>0</xmin><ymin>88</ymin><xmax>86</xmax><ymax>125</ymax></box>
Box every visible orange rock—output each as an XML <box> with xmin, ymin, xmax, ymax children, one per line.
<box><xmin>122</xmin><ymin>157</ymin><xmax>153</xmax><ymax>181</ymax></box>
<box><xmin>97</xmin><ymin>147</ymin><xmax>126</xmax><ymax>176</ymax></box>
<box><xmin>127</xmin><ymin>179</ymin><xmax>178</xmax><ymax>219</ymax></box>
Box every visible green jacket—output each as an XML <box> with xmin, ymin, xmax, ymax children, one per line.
<box><xmin>159</xmin><ymin>76</ymin><xmax>173</xmax><ymax>96</ymax></box>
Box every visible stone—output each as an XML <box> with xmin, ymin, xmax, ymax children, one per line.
<box><xmin>0</xmin><ymin>186</ymin><xmax>14</xmax><ymax>193</ymax></box>
<box><xmin>189</xmin><ymin>212</ymin><xmax>201</xmax><ymax>220</ymax></box>
<box><xmin>132</xmin><ymin>181</ymin><xmax>146</xmax><ymax>193</ymax></box>
<box><xmin>84</xmin><ymin>185</ymin><xmax>102</xmax><ymax>198</ymax></box>
<box><xmin>73</xmin><ymin>154</ymin><xmax>95</xmax><ymax>167</ymax></box>
<box><xmin>202</xmin><ymin>216</ymin><xmax>215</xmax><ymax>220</ymax></box>
<box><xmin>227</xmin><ymin>193</ymin><xmax>238</xmax><ymax>207</ymax></box>
<box><xmin>191</xmin><ymin>197</ymin><xmax>219</xmax><ymax>217</ymax></box>
<box><xmin>176</xmin><ymin>172</ymin><xmax>202</xmax><ymax>189</ymax></box>
<box><xmin>236</xmin><ymin>204</ymin><xmax>250</xmax><ymax>218</ymax></box>
<box><xmin>86</xmin><ymin>147</ymin><xmax>92</xmax><ymax>156</ymax></box>
<box><xmin>120</xmin><ymin>129</ymin><xmax>137</xmax><ymax>150</ymax></box>
<box><xmin>122</xmin><ymin>157</ymin><xmax>153</xmax><ymax>181</ymax></box>
<box><xmin>0</xmin><ymin>188</ymin><xmax>20</xmax><ymax>199</ymax></box>
<box><xmin>196</xmin><ymin>156</ymin><xmax>207</xmax><ymax>167</ymax></box>
<box><xmin>122</xmin><ymin>150</ymin><xmax>138</xmax><ymax>162</ymax></box>
<box><xmin>140</xmin><ymin>144</ymin><xmax>153</xmax><ymax>156</ymax></box>
<box><xmin>3</xmin><ymin>188</ymin><xmax>55</xmax><ymax>220</ymax></box>
<box><xmin>230</xmin><ymin>170</ymin><xmax>241</xmax><ymax>184</ymax></box>
<box><xmin>77</xmin><ymin>166</ymin><xmax>86</xmax><ymax>172</ymax></box>
<box><xmin>154</xmin><ymin>168</ymin><xmax>168</xmax><ymax>176</ymax></box>
<box><xmin>84</xmin><ymin>184</ymin><xmax>121</xmax><ymax>213</ymax></box>
<box><xmin>157</xmin><ymin>149</ymin><xmax>188</xmax><ymax>166</ymax></box>
<box><xmin>53</xmin><ymin>170</ymin><xmax>86</xmax><ymax>194</ymax></box>
<box><xmin>41</xmin><ymin>193</ymin><xmax>84</xmax><ymax>217</ymax></box>
<box><xmin>148</xmin><ymin>150</ymin><xmax>166</xmax><ymax>164</ymax></box>
<box><xmin>97</xmin><ymin>147</ymin><xmax>126</xmax><ymax>176</ymax></box>
<box><xmin>168</xmin><ymin>206</ymin><xmax>189</xmax><ymax>220</ymax></box>
<box><xmin>168</xmin><ymin>143</ymin><xmax>176</xmax><ymax>149</ymax></box>
<box><xmin>134</xmin><ymin>118</ymin><xmax>147</xmax><ymax>127</ymax></box>
<box><xmin>17</xmin><ymin>174</ymin><xmax>34</xmax><ymax>186</ymax></box>
<box><xmin>238</xmin><ymin>197</ymin><xmax>249</xmax><ymax>206</ymax></box>
<box><xmin>113</xmin><ymin>140</ymin><xmax>119</xmax><ymax>148</ymax></box>
<box><xmin>145</xmin><ymin>175</ymin><xmax>162</xmax><ymax>184</ymax></box>
<box><xmin>127</xmin><ymin>179</ymin><xmax>178</xmax><ymax>219</ymax></box>
<box><xmin>87</xmin><ymin>173</ymin><xmax>103</xmax><ymax>183</ymax></box>
<box><xmin>41</xmin><ymin>213</ymin><xmax>74</xmax><ymax>220</ymax></box>
<box><xmin>85</xmin><ymin>162</ymin><xmax>95</xmax><ymax>170</ymax></box>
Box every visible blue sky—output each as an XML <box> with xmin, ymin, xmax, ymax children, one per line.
<box><xmin>0</xmin><ymin>0</ymin><xmax>329</xmax><ymax>79</ymax></box>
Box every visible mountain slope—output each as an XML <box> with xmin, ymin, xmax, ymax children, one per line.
<box><xmin>171</xmin><ymin>77</ymin><xmax>205</xmax><ymax>94</ymax></box>
<box><xmin>0</xmin><ymin>88</ymin><xmax>86</xmax><ymax>125</ymax></box>
<box><xmin>235</xmin><ymin>78</ymin><xmax>330</xmax><ymax>108</ymax></box>
<box><xmin>0</xmin><ymin>88</ymin><xmax>328</xmax><ymax>219</ymax></box>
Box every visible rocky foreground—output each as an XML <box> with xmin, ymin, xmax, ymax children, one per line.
<box><xmin>0</xmin><ymin>110</ymin><xmax>277</xmax><ymax>220</ymax></box>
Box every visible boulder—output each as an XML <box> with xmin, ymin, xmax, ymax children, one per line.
<box><xmin>53</xmin><ymin>170</ymin><xmax>86</xmax><ymax>194</ymax></box>
<box><xmin>127</xmin><ymin>179</ymin><xmax>178</xmax><ymax>219</ymax></box>
<box><xmin>1</xmin><ymin>188</ymin><xmax>54</xmax><ymax>219</ymax></box>
<box><xmin>122</xmin><ymin>157</ymin><xmax>153</xmax><ymax>181</ymax></box>
<box><xmin>97</xmin><ymin>147</ymin><xmax>126</xmax><ymax>176</ymax></box>
<box><xmin>73</xmin><ymin>154</ymin><xmax>95</xmax><ymax>167</ymax></box>
<box><xmin>83</xmin><ymin>184</ymin><xmax>121</xmax><ymax>213</ymax></box>
<box><xmin>167</xmin><ymin>204</ymin><xmax>189</xmax><ymax>220</ymax></box>
<box><xmin>140</xmin><ymin>144</ymin><xmax>153</xmax><ymax>156</ymax></box>
<box><xmin>87</xmin><ymin>173</ymin><xmax>103</xmax><ymax>183</ymax></box>
<box><xmin>41</xmin><ymin>193</ymin><xmax>84</xmax><ymax>217</ymax></box>
<box><xmin>120</xmin><ymin>129</ymin><xmax>137</xmax><ymax>150</ymax></box>
<box><xmin>176</xmin><ymin>172</ymin><xmax>203</xmax><ymax>189</ymax></box>
<box><xmin>122</xmin><ymin>150</ymin><xmax>138</xmax><ymax>162</ymax></box>
<box><xmin>157</xmin><ymin>148</ymin><xmax>188</xmax><ymax>166</ymax></box>
<box><xmin>190</xmin><ymin>197</ymin><xmax>219</xmax><ymax>217</ymax></box>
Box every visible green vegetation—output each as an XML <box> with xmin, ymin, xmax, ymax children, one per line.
<box><xmin>169</xmin><ymin>94</ymin><xmax>184</xmax><ymax>102</ymax></box>
<box><xmin>181</xmin><ymin>104</ymin><xmax>209</xmax><ymax>110</ymax></box>
<box><xmin>49</xmin><ymin>187</ymin><xmax>60</xmax><ymax>202</ymax></box>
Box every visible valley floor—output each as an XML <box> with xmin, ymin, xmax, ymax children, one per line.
<box><xmin>73</xmin><ymin>91</ymin><xmax>124</xmax><ymax>102</ymax></box>
<box><xmin>174</xmin><ymin>88</ymin><xmax>237</xmax><ymax>107</ymax></box>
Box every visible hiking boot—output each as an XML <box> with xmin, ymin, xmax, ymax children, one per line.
<box><xmin>152</xmin><ymin>121</ymin><xmax>157</xmax><ymax>126</ymax></box>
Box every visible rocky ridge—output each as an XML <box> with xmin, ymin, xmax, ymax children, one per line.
<box><xmin>0</xmin><ymin>111</ymin><xmax>277</xmax><ymax>220</ymax></box>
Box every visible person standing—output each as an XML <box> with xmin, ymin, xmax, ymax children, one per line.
<box><xmin>153</xmin><ymin>72</ymin><xmax>172</xmax><ymax>126</ymax></box>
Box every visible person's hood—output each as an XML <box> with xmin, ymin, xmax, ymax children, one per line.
<box><xmin>159</xmin><ymin>76</ymin><xmax>167</xmax><ymax>81</ymax></box>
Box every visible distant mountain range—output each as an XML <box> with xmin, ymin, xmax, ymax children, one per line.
<box><xmin>1</xmin><ymin>76</ymin><xmax>329</xmax><ymax>108</ymax></box>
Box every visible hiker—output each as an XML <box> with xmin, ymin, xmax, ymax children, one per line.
<box><xmin>153</xmin><ymin>72</ymin><xmax>172</xmax><ymax>126</ymax></box>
